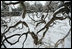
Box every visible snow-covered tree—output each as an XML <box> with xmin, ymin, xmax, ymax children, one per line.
<box><xmin>1</xmin><ymin>1</ymin><xmax>71</xmax><ymax>48</ymax></box>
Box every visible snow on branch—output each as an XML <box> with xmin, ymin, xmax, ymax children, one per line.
<box><xmin>36</xmin><ymin>3</ymin><xmax>70</xmax><ymax>44</ymax></box>
<box><xmin>4</xmin><ymin>1</ymin><xmax>25</xmax><ymax>5</ymax></box>
<box><xmin>54</xmin><ymin>28</ymin><xmax>71</xmax><ymax>48</ymax></box>
<box><xmin>1</xmin><ymin>1</ymin><xmax>71</xmax><ymax>48</ymax></box>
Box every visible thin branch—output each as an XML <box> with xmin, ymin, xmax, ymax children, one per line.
<box><xmin>22</xmin><ymin>32</ymin><xmax>28</xmax><ymax>48</ymax></box>
<box><xmin>44</xmin><ymin>1</ymin><xmax>52</xmax><ymax>20</ymax></box>
<box><xmin>54</xmin><ymin>16</ymin><xmax>67</xmax><ymax>20</ymax></box>
<box><xmin>1</xmin><ymin>41</ymin><xmax>7</xmax><ymax>48</ymax></box>
<box><xmin>28</xmin><ymin>13</ymin><xmax>41</xmax><ymax>22</ymax></box>
<box><xmin>54</xmin><ymin>28</ymin><xmax>71</xmax><ymax>48</ymax></box>
<box><xmin>2</xmin><ymin>34</ymin><xmax>21</xmax><ymax>46</ymax></box>
<box><xmin>36</xmin><ymin>20</ymin><xmax>46</xmax><ymax>28</ymax></box>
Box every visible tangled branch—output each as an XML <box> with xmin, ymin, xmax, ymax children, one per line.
<box><xmin>1</xmin><ymin>1</ymin><xmax>71</xmax><ymax>48</ymax></box>
<box><xmin>36</xmin><ymin>4</ymin><xmax>71</xmax><ymax>45</ymax></box>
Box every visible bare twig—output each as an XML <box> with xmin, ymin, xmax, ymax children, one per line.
<box><xmin>1</xmin><ymin>20</ymin><xmax>28</xmax><ymax>37</ymax></box>
<box><xmin>1</xmin><ymin>34</ymin><xmax>21</xmax><ymax>45</ymax></box>
<box><xmin>54</xmin><ymin>28</ymin><xmax>71</xmax><ymax>48</ymax></box>
<box><xmin>44</xmin><ymin>1</ymin><xmax>52</xmax><ymax>20</ymax></box>
<box><xmin>28</xmin><ymin>13</ymin><xmax>41</xmax><ymax>22</ymax></box>
<box><xmin>1</xmin><ymin>41</ymin><xmax>7</xmax><ymax>48</ymax></box>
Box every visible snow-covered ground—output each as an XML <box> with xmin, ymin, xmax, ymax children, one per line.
<box><xmin>1</xmin><ymin>12</ymin><xmax>71</xmax><ymax>48</ymax></box>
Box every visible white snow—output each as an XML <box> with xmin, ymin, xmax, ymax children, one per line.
<box><xmin>1</xmin><ymin>12</ymin><xmax>71</xmax><ymax>48</ymax></box>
